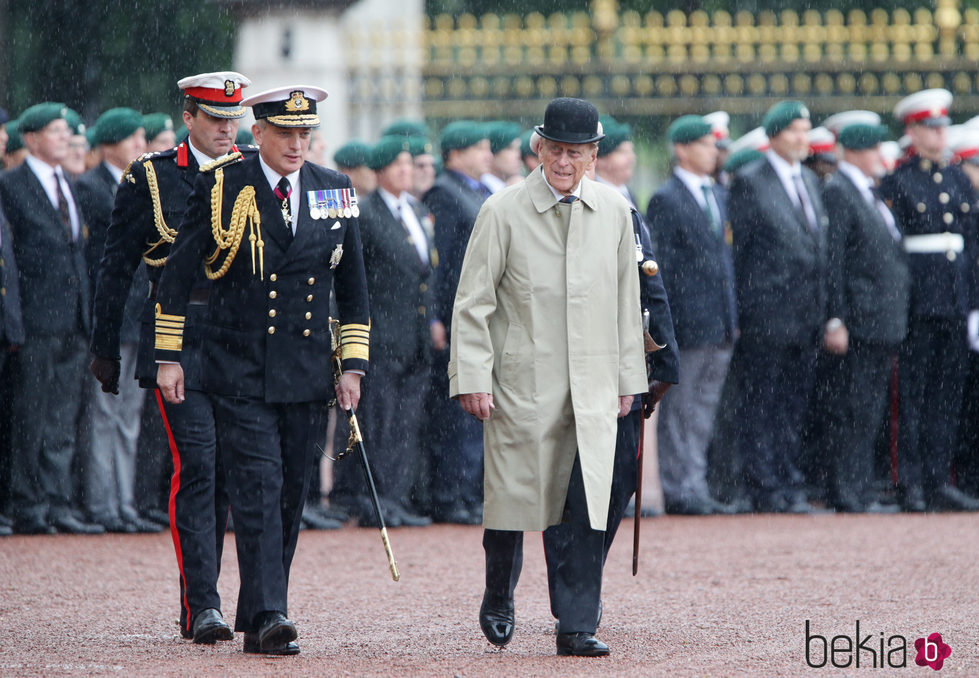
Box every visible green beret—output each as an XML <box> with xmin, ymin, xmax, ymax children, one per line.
<box><xmin>723</xmin><ymin>148</ymin><xmax>764</xmax><ymax>174</ymax></box>
<box><xmin>93</xmin><ymin>107</ymin><xmax>143</xmax><ymax>145</ymax></box>
<box><xmin>382</xmin><ymin>118</ymin><xmax>431</xmax><ymax>139</ymax></box>
<box><xmin>763</xmin><ymin>100</ymin><xmax>810</xmax><ymax>138</ymax></box>
<box><xmin>520</xmin><ymin>129</ymin><xmax>535</xmax><ymax>157</ymax></box>
<box><xmin>440</xmin><ymin>120</ymin><xmax>486</xmax><ymax>152</ymax></box>
<box><xmin>368</xmin><ymin>135</ymin><xmax>411</xmax><ymax>170</ymax></box>
<box><xmin>142</xmin><ymin>113</ymin><xmax>174</xmax><ymax>142</ymax></box>
<box><xmin>837</xmin><ymin>123</ymin><xmax>888</xmax><ymax>150</ymax></box>
<box><xmin>486</xmin><ymin>121</ymin><xmax>522</xmax><ymax>154</ymax></box>
<box><xmin>64</xmin><ymin>108</ymin><xmax>85</xmax><ymax>136</ymax></box>
<box><xmin>19</xmin><ymin>102</ymin><xmax>68</xmax><ymax>133</ymax></box>
<box><xmin>668</xmin><ymin>115</ymin><xmax>713</xmax><ymax>145</ymax></box>
<box><xmin>85</xmin><ymin>125</ymin><xmax>98</xmax><ymax>147</ymax></box>
<box><xmin>176</xmin><ymin>126</ymin><xmax>189</xmax><ymax>144</ymax></box>
<box><xmin>5</xmin><ymin>120</ymin><xmax>22</xmax><ymax>154</ymax></box>
<box><xmin>333</xmin><ymin>139</ymin><xmax>371</xmax><ymax>168</ymax></box>
<box><xmin>598</xmin><ymin>119</ymin><xmax>632</xmax><ymax>156</ymax></box>
<box><xmin>407</xmin><ymin>135</ymin><xmax>433</xmax><ymax>157</ymax></box>
<box><xmin>235</xmin><ymin>128</ymin><xmax>254</xmax><ymax>146</ymax></box>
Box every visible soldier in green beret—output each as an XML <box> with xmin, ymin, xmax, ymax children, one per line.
<box><xmin>333</xmin><ymin>139</ymin><xmax>376</xmax><ymax>196</ymax></box>
<box><xmin>595</xmin><ymin>117</ymin><xmax>638</xmax><ymax>209</ymax></box>
<box><xmin>480</xmin><ymin>121</ymin><xmax>523</xmax><ymax>193</ymax></box>
<box><xmin>75</xmin><ymin>107</ymin><xmax>155</xmax><ymax>534</ymax></box>
<box><xmin>383</xmin><ymin>118</ymin><xmax>431</xmax><ymax>140</ymax></box>
<box><xmin>142</xmin><ymin>113</ymin><xmax>176</xmax><ymax>152</ymax></box>
<box><xmin>0</xmin><ymin>102</ymin><xmax>104</xmax><ymax>534</ymax></box>
<box><xmin>519</xmin><ymin>129</ymin><xmax>540</xmax><ymax>173</ymax></box>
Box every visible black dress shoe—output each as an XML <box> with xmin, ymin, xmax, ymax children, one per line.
<box><xmin>311</xmin><ymin>503</ymin><xmax>349</xmax><ymax>523</ymax></box>
<box><xmin>50</xmin><ymin>514</ymin><xmax>105</xmax><ymax>534</ymax></box>
<box><xmin>0</xmin><ymin>524</ymin><xmax>11</xmax><ymax>536</ymax></box>
<box><xmin>98</xmin><ymin>517</ymin><xmax>137</xmax><ymax>533</ymax></box>
<box><xmin>192</xmin><ymin>608</ymin><xmax>233</xmax><ymax>644</ymax></box>
<box><xmin>479</xmin><ymin>590</ymin><xmax>515</xmax><ymax>647</ymax></box>
<box><xmin>752</xmin><ymin>494</ymin><xmax>788</xmax><ymax>513</ymax></box>
<box><xmin>899</xmin><ymin>485</ymin><xmax>927</xmax><ymax>512</ymax></box>
<box><xmin>301</xmin><ymin>505</ymin><xmax>343</xmax><ymax>530</ymax></box>
<box><xmin>129</xmin><ymin>515</ymin><xmax>165</xmax><ymax>533</ymax></box>
<box><xmin>556</xmin><ymin>632</ymin><xmax>609</xmax><ymax>657</ymax></box>
<box><xmin>782</xmin><ymin>500</ymin><xmax>833</xmax><ymax>515</ymax></box>
<box><xmin>142</xmin><ymin>508</ymin><xmax>171</xmax><ymax>527</ymax></box>
<box><xmin>862</xmin><ymin>501</ymin><xmax>900</xmax><ymax>514</ymax></box>
<box><xmin>243</xmin><ymin>633</ymin><xmax>300</xmax><ymax>655</ymax></box>
<box><xmin>390</xmin><ymin>504</ymin><xmax>432</xmax><ymax>527</ymax></box>
<box><xmin>665</xmin><ymin>497</ymin><xmax>714</xmax><ymax>515</ymax></box>
<box><xmin>431</xmin><ymin>504</ymin><xmax>476</xmax><ymax>525</ymax></box>
<box><xmin>927</xmin><ymin>485</ymin><xmax>979</xmax><ymax>512</ymax></box>
<box><xmin>255</xmin><ymin>612</ymin><xmax>297</xmax><ymax>652</ymax></box>
<box><xmin>0</xmin><ymin>513</ymin><xmax>12</xmax><ymax>528</ymax></box>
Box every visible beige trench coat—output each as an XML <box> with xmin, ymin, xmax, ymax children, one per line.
<box><xmin>448</xmin><ymin>167</ymin><xmax>647</xmax><ymax>531</ymax></box>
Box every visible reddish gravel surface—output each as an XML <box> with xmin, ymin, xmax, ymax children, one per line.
<box><xmin>1</xmin><ymin>514</ymin><xmax>976</xmax><ymax>676</ymax></box>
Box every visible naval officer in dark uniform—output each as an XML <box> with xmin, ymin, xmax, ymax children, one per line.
<box><xmin>156</xmin><ymin>85</ymin><xmax>370</xmax><ymax>656</ymax></box>
<box><xmin>879</xmin><ymin>89</ymin><xmax>979</xmax><ymax>512</ymax></box>
<box><xmin>89</xmin><ymin>72</ymin><xmax>253</xmax><ymax>642</ymax></box>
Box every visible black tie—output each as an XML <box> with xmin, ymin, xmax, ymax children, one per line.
<box><xmin>274</xmin><ymin>176</ymin><xmax>293</xmax><ymax>235</ymax></box>
<box><xmin>55</xmin><ymin>171</ymin><xmax>73</xmax><ymax>240</ymax></box>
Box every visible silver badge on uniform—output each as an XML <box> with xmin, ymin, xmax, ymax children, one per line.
<box><xmin>329</xmin><ymin>243</ymin><xmax>344</xmax><ymax>269</ymax></box>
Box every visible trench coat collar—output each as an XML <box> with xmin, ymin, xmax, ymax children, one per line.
<box><xmin>527</xmin><ymin>166</ymin><xmax>600</xmax><ymax>214</ymax></box>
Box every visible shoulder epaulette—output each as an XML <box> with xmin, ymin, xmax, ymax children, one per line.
<box><xmin>200</xmin><ymin>151</ymin><xmax>243</xmax><ymax>174</ymax></box>
<box><xmin>237</xmin><ymin>144</ymin><xmax>260</xmax><ymax>154</ymax></box>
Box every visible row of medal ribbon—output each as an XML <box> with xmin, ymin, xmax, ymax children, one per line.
<box><xmin>307</xmin><ymin>188</ymin><xmax>360</xmax><ymax>220</ymax></box>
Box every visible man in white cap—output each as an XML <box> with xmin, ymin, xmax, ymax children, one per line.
<box><xmin>450</xmin><ymin>97</ymin><xmax>646</xmax><ymax>657</ymax></box>
<box><xmin>155</xmin><ymin>85</ymin><xmax>370</xmax><ymax>655</ymax></box>
<box><xmin>879</xmin><ymin>88</ymin><xmax>979</xmax><ymax>512</ymax></box>
<box><xmin>89</xmin><ymin>71</ymin><xmax>254</xmax><ymax>642</ymax></box>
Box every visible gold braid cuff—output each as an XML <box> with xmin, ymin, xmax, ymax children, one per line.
<box><xmin>154</xmin><ymin>304</ymin><xmax>185</xmax><ymax>352</ymax></box>
<box><xmin>339</xmin><ymin>322</ymin><xmax>370</xmax><ymax>362</ymax></box>
<box><xmin>203</xmin><ymin>168</ymin><xmax>264</xmax><ymax>281</ymax></box>
<box><xmin>141</xmin><ymin>160</ymin><xmax>180</xmax><ymax>267</ymax></box>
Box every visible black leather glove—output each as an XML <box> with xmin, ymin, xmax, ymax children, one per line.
<box><xmin>90</xmin><ymin>356</ymin><xmax>121</xmax><ymax>395</ymax></box>
<box><xmin>641</xmin><ymin>380</ymin><xmax>672</xmax><ymax>419</ymax></box>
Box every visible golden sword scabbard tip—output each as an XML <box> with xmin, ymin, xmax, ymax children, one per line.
<box><xmin>380</xmin><ymin>527</ymin><xmax>400</xmax><ymax>581</ymax></box>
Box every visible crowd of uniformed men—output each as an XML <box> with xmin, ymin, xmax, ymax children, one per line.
<box><xmin>2</xmin><ymin>71</ymin><xmax>979</xmax><ymax>649</ymax></box>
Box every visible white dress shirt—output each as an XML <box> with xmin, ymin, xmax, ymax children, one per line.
<box><xmin>673</xmin><ymin>165</ymin><xmax>721</xmax><ymax>217</ymax></box>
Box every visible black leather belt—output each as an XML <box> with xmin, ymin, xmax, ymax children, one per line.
<box><xmin>148</xmin><ymin>281</ymin><xmax>209</xmax><ymax>305</ymax></box>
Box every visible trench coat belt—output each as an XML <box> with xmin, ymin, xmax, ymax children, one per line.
<box><xmin>148</xmin><ymin>280</ymin><xmax>209</xmax><ymax>305</ymax></box>
<box><xmin>903</xmin><ymin>232</ymin><xmax>964</xmax><ymax>254</ymax></box>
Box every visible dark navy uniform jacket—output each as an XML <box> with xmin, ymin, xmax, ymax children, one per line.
<box><xmin>822</xmin><ymin>169</ymin><xmax>910</xmax><ymax>345</ymax></box>
<box><xmin>632</xmin><ymin>208</ymin><xmax>679</xmax><ymax>385</ymax></box>
<box><xmin>423</xmin><ymin>169</ymin><xmax>487</xmax><ymax>333</ymax></box>
<box><xmin>89</xmin><ymin>142</ymin><xmax>252</xmax><ymax>387</ymax></box>
<box><xmin>0</xmin><ymin>162</ymin><xmax>89</xmax><ymax>338</ymax></box>
<box><xmin>0</xmin><ymin>205</ymin><xmax>24</xmax><ymax>345</ymax></box>
<box><xmin>76</xmin><ymin>162</ymin><xmax>146</xmax><ymax>346</ymax></box>
<box><xmin>358</xmin><ymin>190</ymin><xmax>435</xmax><ymax>370</ymax></box>
<box><xmin>878</xmin><ymin>156</ymin><xmax>978</xmax><ymax>319</ymax></box>
<box><xmin>154</xmin><ymin>152</ymin><xmax>370</xmax><ymax>404</ymax></box>
<box><xmin>646</xmin><ymin>173</ymin><xmax>737</xmax><ymax>350</ymax></box>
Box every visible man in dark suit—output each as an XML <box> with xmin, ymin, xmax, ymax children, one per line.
<box><xmin>0</xmin><ymin>103</ymin><xmax>103</xmax><ymax>535</ymax></box>
<box><xmin>728</xmin><ymin>100</ymin><xmax>828</xmax><ymax>513</ymax></box>
<box><xmin>331</xmin><ymin>135</ymin><xmax>437</xmax><ymax>527</ymax></box>
<box><xmin>647</xmin><ymin>115</ymin><xmax>737</xmax><ymax>515</ymax></box>
<box><xmin>422</xmin><ymin>121</ymin><xmax>492</xmax><ymax>523</ymax></box>
<box><xmin>819</xmin><ymin>122</ymin><xmax>909</xmax><ymax>513</ymax></box>
<box><xmin>75</xmin><ymin>107</ymin><xmax>158</xmax><ymax>534</ymax></box>
<box><xmin>0</xmin><ymin>200</ymin><xmax>24</xmax><ymax>536</ymax></box>
<box><xmin>879</xmin><ymin>89</ymin><xmax>979</xmax><ymax>512</ymax></box>
<box><xmin>156</xmin><ymin>85</ymin><xmax>370</xmax><ymax>656</ymax></box>
<box><xmin>89</xmin><ymin>72</ymin><xmax>253</xmax><ymax>642</ymax></box>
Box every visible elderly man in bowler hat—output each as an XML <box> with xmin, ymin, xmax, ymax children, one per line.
<box><xmin>450</xmin><ymin>97</ymin><xmax>646</xmax><ymax>657</ymax></box>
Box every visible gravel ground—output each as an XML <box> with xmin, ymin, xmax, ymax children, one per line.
<box><xmin>1</xmin><ymin>514</ymin><xmax>976</xmax><ymax>677</ymax></box>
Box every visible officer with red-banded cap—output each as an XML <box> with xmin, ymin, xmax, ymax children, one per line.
<box><xmin>878</xmin><ymin>88</ymin><xmax>979</xmax><ymax>512</ymax></box>
<box><xmin>155</xmin><ymin>85</ymin><xmax>370</xmax><ymax>655</ymax></box>
<box><xmin>89</xmin><ymin>71</ymin><xmax>254</xmax><ymax>644</ymax></box>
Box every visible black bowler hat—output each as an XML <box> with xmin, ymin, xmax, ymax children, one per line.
<box><xmin>535</xmin><ymin>97</ymin><xmax>605</xmax><ymax>145</ymax></box>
